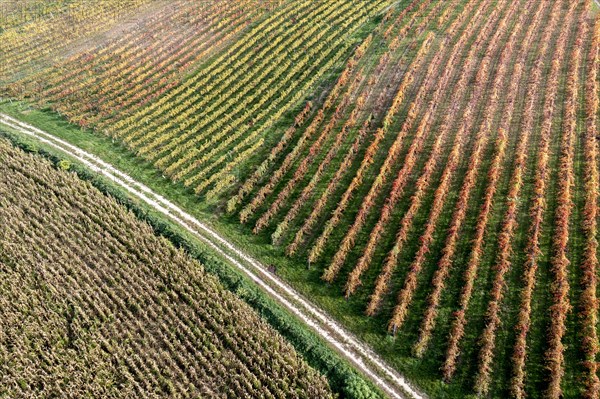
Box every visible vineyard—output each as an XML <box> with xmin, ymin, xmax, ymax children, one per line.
<box><xmin>1</xmin><ymin>0</ymin><xmax>600</xmax><ymax>397</ymax></box>
<box><xmin>0</xmin><ymin>138</ymin><xmax>333</xmax><ymax>398</ymax></box>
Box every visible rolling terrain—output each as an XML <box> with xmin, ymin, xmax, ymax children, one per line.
<box><xmin>1</xmin><ymin>0</ymin><xmax>599</xmax><ymax>397</ymax></box>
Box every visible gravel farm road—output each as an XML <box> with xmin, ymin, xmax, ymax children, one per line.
<box><xmin>0</xmin><ymin>113</ymin><xmax>426</xmax><ymax>399</ymax></box>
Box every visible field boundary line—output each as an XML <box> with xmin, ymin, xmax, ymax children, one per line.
<box><xmin>0</xmin><ymin>113</ymin><xmax>425</xmax><ymax>399</ymax></box>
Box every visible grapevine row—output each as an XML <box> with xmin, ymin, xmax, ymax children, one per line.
<box><xmin>442</xmin><ymin>0</ymin><xmax>562</xmax><ymax>381</ymax></box>
<box><xmin>579</xmin><ymin>16</ymin><xmax>600</xmax><ymax>399</ymax></box>
<box><xmin>310</xmin><ymin>0</ymin><xmax>479</xmax><ymax>268</ymax></box>
<box><xmin>286</xmin><ymin>0</ymin><xmax>451</xmax><ymax>257</ymax></box>
<box><xmin>507</xmin><ymin>3</ymin><xmax>579</xmax><ymax>397</ymax></box>
<box><xmin>387</xmin><ymin>0</ymin><xmax>514</xmax><ymax>333</ymax></box>
<box><xmin>414</xmin><ymin>0</ymin><xmax>543</xmax><ymax>358</ymax></box>
<box><xmin>544</xmin><ymin>17</ymin><xmax>586</xmax><ymax>399</ymax></box>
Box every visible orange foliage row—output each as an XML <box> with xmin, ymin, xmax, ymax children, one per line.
<box><xmin>366</xmin><ymin>0</ymin><xmax>495</xmax><ymax>316</ymax></box>
<box><xmin>579</xmin><ymin>17</ymin><xmax>600</xmax><ymax>399</ymax></box>
<box><xmin>288</xmin><ymin>2</ymin><xmax>444</xmax><ymax>258</ymax></box>
<box><xmin>319</xmin><ymin>4</ymin><xmax>493</xmax><ymax>279</ymax></box>
<box><xmin>410</xmin><ymin>4</ymin><xmax>544</xmax><ymax>351</ymax></box>
<box><xmin>387</xmin><ymin>0</ymin><xmax>508</xmax><ymax>334</ymax></box>
<box><xmin>509</xmin><ymin>3</ymin><xmax>577</xmax><ymax>398</ymax></box>
<box><xmin>308</xmin><ymin>30</ymin><xmax>435</xmax><ymax>265</ymax></box>
<box><xmin>475</xmin><ymin>3</ymin><xmax>558</xmax><ymax>394</ymax></box>
<box><xmin>416</xmin><ymin>0</ymin><xmax>539</xmax><ymax>356</ymax></box>
<box><xmin>544</xmin><ymin>18</ymin><xmax>586</xmax><ymax>399</ymax></box>
<box><xmin>443</xmin><ymin>0</ymin><xmax>555</xmax><ymax>381</ymax></box>
<box><xmin>320</xmin><ymin>42</ymin><xmax>438</xmax><ymax>281</ymax></box>
<box><xmin>236</xmin><ymin>36</ymin><xmax>370</xmax><ymax>221</ymax></box>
